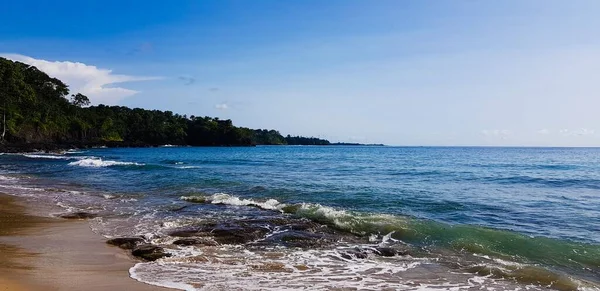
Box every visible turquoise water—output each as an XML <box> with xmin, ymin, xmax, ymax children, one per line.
<box><xmin>1</xmin><ymin>146</ymin><xmax>599</xmax><ymax>290</ymax></box>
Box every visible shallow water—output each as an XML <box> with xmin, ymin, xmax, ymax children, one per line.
<box><xmin>1</xmin><ymin>146</ymin><xmax>599</xmax><ymax>290</ymax></box>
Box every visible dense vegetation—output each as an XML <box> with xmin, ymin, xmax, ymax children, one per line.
<box><xmin>0</xmin><ymin>57</ymin><xmax>331</xmax><ymax>147</ymax></box>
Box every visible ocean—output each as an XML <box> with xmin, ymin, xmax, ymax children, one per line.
<box><xmin>0</xmin><ymin>146</ymin><xmax>599</xmax><ymax>290</ymax></box>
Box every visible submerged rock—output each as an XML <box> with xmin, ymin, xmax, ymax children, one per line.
<box><xmin>373</xmin><ymin>246</ymin><xmax>408</xmax><ymax>257</ymax></box>
<box><xmin>169</xmin><ymin>217</ymin><xmax>361</xmax><ymax>248</ymax></box>
<box><xmin>132</xmin><ymin>244</ymin><xmax>170</xmax><ymax>261</ymax></box>
<box><xmin>210</xmin><ymin>224</ymin><xmax>270</xmax><ymax>244</ymax></box>
<box><xmin>173</xmin><ymin>238</ymin><xmax>218</xmax><ymax>246</ymax></box>
<box><xmin>340</xmin><ymin>248</ymin><xmax>369</xmax><ymax>260</ymax></box>
<box><xmin>169</xmin><ymin>222</ymin><xmax>269</xmax><ymax>245</ymax></box>
<box><xmin>106</xmin><ymin>237</ymin><xmax>145</xmax><ymax>249</ymax></box>
<box><xmin>59</xmin><ymin>212</ymin><xmax>98</xmax><ymax>219</ymax></box>
<box><xmin>254</xmin><ymin>230</ymin><xmax>336</xmax><ymax>249</ymax></box>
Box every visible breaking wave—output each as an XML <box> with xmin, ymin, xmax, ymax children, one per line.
<box><xmin>23</xmin><ymin>154</ymin><xmax>74</xmax><ymax>160</ymax></box>
<box><xmin>68</xmin><ymin>158</ymin><xmax>144</xmax><ymax>168</ymax></box>
<box><xmin>179</xmin><ymin>193</ymin><xmax>600</xmax><ymax>282</ymax></box>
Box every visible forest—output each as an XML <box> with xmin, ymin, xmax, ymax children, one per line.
<box><xmin>0</xmin><ymin>57</ymin><xmax>330</xmax><ymax>148</ymax></box>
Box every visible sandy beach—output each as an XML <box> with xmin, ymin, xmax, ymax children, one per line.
<box><xmin>0</xmin><ymin>193</ymin><xmax>168</xmax><ymax>291</ymax></box>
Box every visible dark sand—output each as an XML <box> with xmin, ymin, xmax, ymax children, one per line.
<box><xmin>0</xmin><ymin>193</ymin><xmax>169</xmax><ymax>291</ymax></box>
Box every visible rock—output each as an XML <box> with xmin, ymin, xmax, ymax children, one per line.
<box><xmin>249</xmin><ymin>230</ymin><xmax>337</xmax><ymax>249</ymax></box>
<box><xmin>132</xmin><ymin>244</ymin><xmax>170</xmax><ymax>261</ymax></box>
<box><xmin>168</xmin><ymin>222</ymin><xmax>217</xmax><ymax>237</ymax></box>
<box><xmin>169</xmin><ymin>229</ymin><xmax>204</xmax><ymax>237</ymax></box>
<box><xmin>173</xmin><ymin>238</ymin><xmax>218</xmax><ymax>246</ymax></box>
<box><xmin>374</xmin><ymin>247</ymin><xmax>399</xmax><ymax>257</ymax></box>
<box><xmin>169</xmin><ymin>217</ymin><xmax>362</xmax><ymax>247</ymax></box>
<box><xmin>340</xmin><ymin>248</ymin><xmax>369</xmax><ymax>260</ymax></box>
<box><xmin>59</xmin><ymin>212</ymin><xmax>98</xmax><ymax>219</ymax></box>
<box><xmin>279</xmin><ymin>232</ymin><xmax>334</xmax><ymax>248</ymax></box>
<box><xmin>169</xmin><ymin>222</ymin><xmax>269</xmax><ymax>245</ymax></box>
<box><xmin>211</xmin><ymin>225</ymin><xmax>270</xmax><ymax>244</ymax></box>
<box><xmin>106</xmin><ymin>237</ymin><xmax>145</xmax><ymax>249</ymax></box>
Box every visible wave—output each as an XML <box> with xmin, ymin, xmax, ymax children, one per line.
<box><xmin>175</xmin><ymin>166</ymin><xmax>201</xmax><ymax>169</ymax></box>
<box><xmin>181</xmin><ymin>193</ymin><xmax>284</xmax><ymax>211</ymax></box>
<box><xmin>179</xmin><ymin>193</ymin><xmax>600</xmax><ymax>280</ymax></box>
<box><xmin>68</xmin><ymin>158</ymin><xmax>144</xmax><ymax>168</ymax></box>
<box><xmin>65</xmin><ymin>150</ymin><xmax>86</xmax><ymax>154</ymax></box>
<box><xmin>0</xmin><ymin>184</ymin><xmax>45</xmax><ymax>192</ymax></box>
<box><xmin>161</xmin><ymin>159</ymin><xmax>184</xmax><ymax>165</ymax></box>
<box><xmin>0</xmin><ymin>175</ymin><xmax>17</xmax><ymax>181</ymax></box>
<box><xmin>23</xmin><ymin>154</ymin><xmax>74</xmax><ymax>160</ymax></box>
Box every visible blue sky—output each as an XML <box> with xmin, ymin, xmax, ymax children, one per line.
<box><xmin>2</xmin><ymin>0</ymin><xmax>600</xmax><ymax>146</ymax></box>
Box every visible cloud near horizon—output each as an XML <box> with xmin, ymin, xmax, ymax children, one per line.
<box><xmin>559</xmin><ymin>128</ymin><xmax>595</xmax><ymax>136</ymax></box>
<box><xmin>215</xmin><ymin>103</ymin><xmax>229</xmax><ymax>110</ymax></box>
<box><xmin>0</xmin><ymin>54</ymin><xmax>161</xmax><ymax>105</ymax></box>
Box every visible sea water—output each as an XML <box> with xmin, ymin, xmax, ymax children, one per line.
<box><xmin>1</xmin><ymin>146</ymin><xmax>599</xmax><ymax>290</ymax></box>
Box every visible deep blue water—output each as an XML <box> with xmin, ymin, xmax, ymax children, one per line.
<box><xmin>1</xmin><ymin>146</ymin><xmax>599</xmax><ymax>290</ymax></box>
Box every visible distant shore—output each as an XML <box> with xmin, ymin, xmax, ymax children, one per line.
<box><xmin>0</xmin><ymin>193</ymin><xmax>168</xmax><ymax>291</ymax></box>
<box><xmin>0</xmin><ymin>141</ymin><xmax>385</xmax><ymax>154</ymax></box>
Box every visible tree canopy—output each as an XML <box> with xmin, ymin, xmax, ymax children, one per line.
<box><xmin>0</xmin><ymin>57</ymin><xmax>331</xmax><ymax>147</ymax></box>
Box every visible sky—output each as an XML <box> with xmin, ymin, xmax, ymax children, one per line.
<box><xmin>1</xmin><ymin>0</ymin><xmax>600</xmax><ymax>146</ymax></box>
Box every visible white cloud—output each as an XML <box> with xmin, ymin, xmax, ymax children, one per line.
<box><xmin>536</xmin><ymin>129</ymin><xmax>550</xmax><ymax>135</ymax></box>
<box><xmin>1</xmin><ymin>54</ymin><xmax>161</xmax><ymax>105</ymax></box>
<box><xmin>215</xmin><ymin>103</ymin><xmax>229</xmax><ymax>110</ymax></box>
<box><xmin>559</xmin><ymin>128</ymin><xmax>595</xmax><ymax>136</ymax></box>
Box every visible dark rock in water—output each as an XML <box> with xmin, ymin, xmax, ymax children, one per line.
<box><xmin>173</xmin><ymin>238</ymin><xmax>218</xmax><ymax>246</ymax></box>
<box><xmin>340</xmin><ymin>248</ymin><xmax>369</xmax><ymax>260</ymax></box>
<box><xmin>59</xmin><ymin>212</ymin><xmax>98</xmax><ymax>219</ymax></box>
<box><xmin>169</xmin><ymin>205</ymin><xmax>189</xmax><ymax>212</ymax></box>
<box><xmin>257</xmin><ymin>231</ymin><xmax>336</xmax><ymax>249</ymax></box>
<box><xmin>169</xmin><ymin>221</ymin><xmax>269</xmax><ymax>245</ymax></box>
<box><xmin>211</xmin><ymin>224</ymin><xmax>270</xmax><ymax>244</ymax></box>
<box><xmin>106</xmin><ymin>237</ymin><xmax>145</xmax><ymax>249</ymax></box>
<box><xmin>168</xmin><ymin>229</ymin><xmax>203</xmax><ymax>238</ymax></box>
<box><xmin>132</xmin><ymin>244</ymin><xmax>170</xmax><ymax>261</ymax></box>
<box><xmin>373</xmin><ymin>247</ymin><xmax>406</xmax><ymax>257</ymax></box>
<box><xmin>169</xmin><ymin>217</ymin><xmax>360</xmax><ymax>247</ymax></box>
<box><xmin>168</xmin><ymin>225</ymin><xmax>215</xmax><ymax>238</ymax></box>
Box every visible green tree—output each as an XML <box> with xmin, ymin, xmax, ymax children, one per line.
<box><xmin>71</xmin><ymin>93</ymin><xmax>90</xmax><ymax>107</ymax></box>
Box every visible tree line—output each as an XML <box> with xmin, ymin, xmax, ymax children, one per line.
<box><xmin>0</xmin><ymin>57</ymin><xmax>330</xmax><ymax>147</ymax></box>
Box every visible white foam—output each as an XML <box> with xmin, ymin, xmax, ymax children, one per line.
<box><xmin>380</xmin><ymin>231</ymin><xmax>398</xmax><ymax>245</ymax></box>
<box><xmin>68</xmin><ymin>158</ymin><xmax>143</xmax><ymax>167</ymax></box>
<box><xmin>23</xmin><ymin>154</ymin><xmax>73</xmax><ymax>160</ymax></box>
<box><xmin>0</xmin><ymin>175</ymin><xmax>17</xmax><ymax>181</ymax></box>
<box><xmin>127</xmin><ymin>245</ymin><xmax>427</xmax><ymax>291</ymax></box>
<box><xmin>130</xmin><ymin>263</ymin><xmax>196</xmax><ymax>291</ymax></box>
<box><xmin>0</xmin><ymin>184</ymin><xmax>45</xmax><ymax>192</ymax></box>
<box><xmin>208</xmin><ymin>193</ymin><xmax>287</xmax><ymax>212</ymax></box>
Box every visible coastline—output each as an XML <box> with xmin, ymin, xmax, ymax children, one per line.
<box><xmin>0</xmin><ymin>193</ymin><xmax>169</xmax><ymax>291</ymax></box>
<box><xmin>0</xmin><ymin>142</ymin><xmax>383</xmax><ymax>154</ymax></box>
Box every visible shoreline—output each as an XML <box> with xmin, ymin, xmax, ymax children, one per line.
<box><xmin>0</xmin><ymin>142</ymin><xmax>385</xmax><ymax>154</ymax></box>
<box><xmin>0</xmin><ymin>193</ymin><xmax>169</xmax><ymax>291</ymax></box>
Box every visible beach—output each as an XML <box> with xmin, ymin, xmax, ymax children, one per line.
<box><xmin>0</xmin><ymin>193</ymin><xmax>167</xmax><ymax>291</ymax></box>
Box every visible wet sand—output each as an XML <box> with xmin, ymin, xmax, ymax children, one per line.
<box><xmin>0</xmin><ymin>193</ymin><xmax>168</xmax><ymax>291</ymax></box>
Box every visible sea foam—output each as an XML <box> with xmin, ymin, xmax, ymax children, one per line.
<box><xmin>68</xmin><ymin>158</ymin><xmax>143</xmax><ymax>167</ymax></box>
<box><xmin>23</xmin><ymin>154</ymin><xmax>74</xmax><ymax>160</ymax></box>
